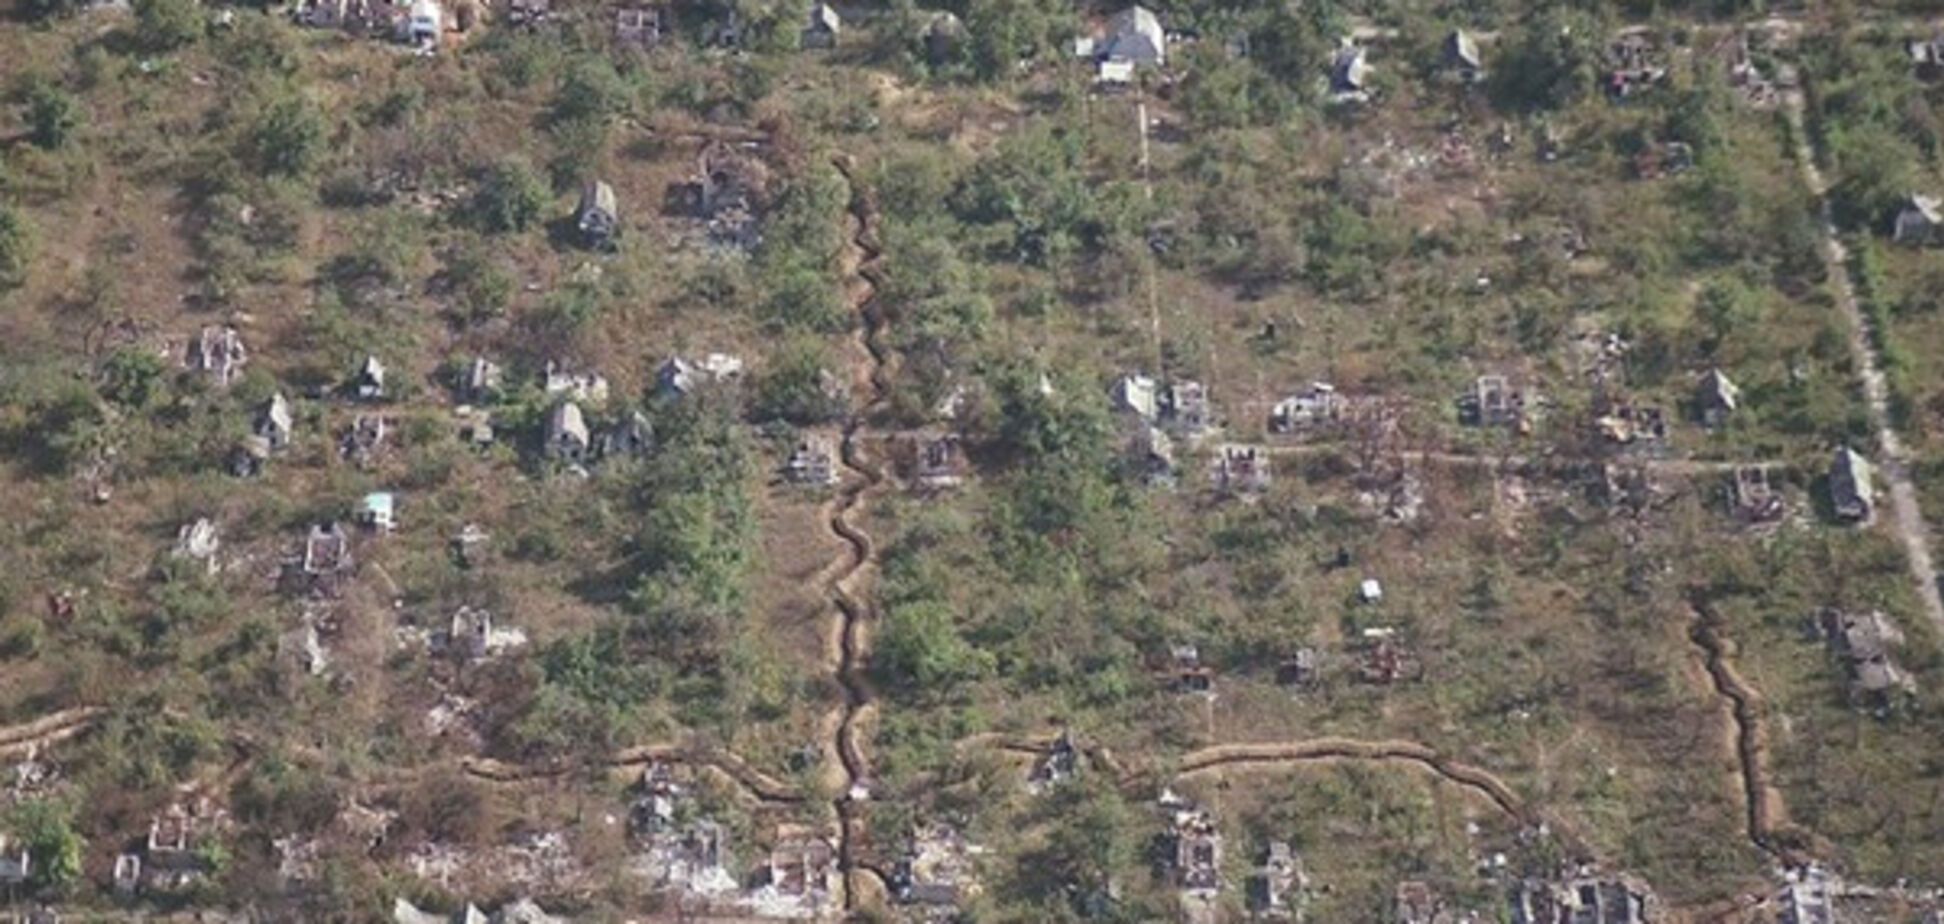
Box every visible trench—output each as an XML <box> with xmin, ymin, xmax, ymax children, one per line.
<box><xmin>827</xmin><ymin>153</ymin><xmax>892</xmax><ymax>912</ymax></box>
<box><xmin>1684</xmin><ymin>598</ymin><xmax>1794</xmax><ymax>865</ymax></box>
<box><xmin>1164</xmin><ymin>738</ymin><xmax>1535</xmax><ymax>826</ymax></box>
<box><xmin>456</xmin><ymin>747</ymin><xmax>805</xmax><ymax>805</ymax></box>
<box><xmin>0</xmin><ymin>706</ymin><xmax>105</xmax><ymax>759</ymax></box>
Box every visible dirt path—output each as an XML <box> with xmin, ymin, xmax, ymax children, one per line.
<box><xmin>0</xmin><ymin>706</ymin><xmax>104</xmax><ymax>759</ymax></box>
<box><xmin>1781</xmin><ymin>88</ymin><xmax>1944</xmax><ymax>641</ymax></box>
<box><xmin>827</xmin><ymin>153</ymin><xmax>894</xmax><ymax>913</ymax></box>
<box><xmin>1684</xmin><ymin>598</ymin><xmax>1798</xmax><ymax>865</ymax></box>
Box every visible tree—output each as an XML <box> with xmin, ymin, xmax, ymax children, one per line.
<box><xmin>1014</xmin><ymin>780</ymin><xmax>1142</xmax><ymax>917</ymax></box>
<box><xmin>1490</xmin><ymin>8</ymin><xmax>1605</xmax><ymax>111</ymax></box>
<box><xmin>100</xmin><ymin>347</ymin><xmax>169</xmax><ymax>408</ymax></box>
<box><xmin>9</xmin><ymin>800</ymin><xmax>83</xmax><ymax>893</ymax></box>
<box><xmin>875</xmin><ymin>599</ymin><xmax>989</xmax><ymax>694</ymax></box>
<box><xmin>248</xmin><ymin>93</ymin><xmax>326</xmax><ymax>178</ymax></box>
<box><xmin>1828</xmin><ymin>123</ymin><xmax>1918</xmax><ymax>231</ymax></box>
<box><xmin>549</xmin><ymin>59</ymin><xmax>630</xmax><ymax>127</ymax></box>
<box><xmin>135</xmin><ymin>0</ymin><xmax>205</xmax><ymax>53</ymax></box>
<box><xmin>964</xmin><ymin>0</ymin><xmax>1065</xmax><ymax>83</ymax></box>
<box><xmin>25</xmin><ymin>81</ymin><xmax>80</xmax><ymax>150</ymax></box>
<box><xmin>751</xmin><ymin>338</ymin><xmax>847</xmax><ymax>425</ymax></box>
<box><xmin>442</xmin><ymin>244</ymin><xmax>513</xmax><ymax>324</ymax></box>
<box><xmin>474</xmin><ymin>160</ymin><xmax>549</xmax><ymax>233</ymax></box>
<box><xmin>0</xmin><ymin>204</ymin><xmax>32</xmax><ymax>290</ymax></box>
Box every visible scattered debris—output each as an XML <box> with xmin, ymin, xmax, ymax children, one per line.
<box><xmin>1730</xmin><ymin>466</ymin><xmax>1785</xmax><ymax>524</ymax></box>
<box><xmin>784</xmin><ymin>436</ymin><xmax>840</xmax><ymax>487</ymax></box>
<box><xmin>1460</xmin><ymin>375</ymin><xmax>1529</xmax><ymax>431</ymax></box>
<box><xmin>440</xmin><ymin>606</ymin><xmax>527</xmax><ymax>662</ymax></box>
<box><xmin>1211</xmin><ymin>444</ymin><xmax>1271</xmax><ymax>497</ymax></box>
<box><xmin>1606</xmin><ymin>35</ymin><xmax>1667</xmax><ymax>99</ymax></box>
<box><xmin>187</xmin><ymin>325</ymin><xmax>247</xmax><ymax>387</ymax></box>
<box><xmin>614</xmin><ymin>6</ymin><xmax>663</xmax><ymax>48</ymax></box>
<box><xmin>171</xmin><ymin>518</ymin><xmax>221</xmax><ymax>573</ymax></box>
<box><xmin>907</xmin><ymin>432</ymin><xmax>968</xmax><ymax>490</ymax></box>
<box><xmin>1509</xmin><ymin>870</ymin><xmax>1652</xmax><ymax>923</ymax></box>
<box><xmin>1818</xmin><ymin>608</ymin><xmax>1915</xmax><ymax>706</ymax></box>
<box><xmin>1358</xmin><ymin>627</ymin><xmax>1419</xmax><ymax>685</ymax></box>
<box><xmin>891</xmin><ymin>822</ymin><xmax>982</xmax><ymax>911</ymax></box>
<box><xmin>1249</xmin><ymin>842</ymin><xmax>1306</xmax><ymax>918</ymax></box>
<box><xmin>543</xmin><ymin>362</ymin><xmax>609</xmax><ymax>406</ymax></box>
<box><xmin>746</xmin><ymin>830</ymin><xmax>837</xmax><ymax>918</ymax></box>
<box><xmin>296</xmin><ymin>522</ymin><xmax>354</xmax><ymax>596</ymax></box>
<box><xmin>657</xmin><ymin>354</ymin><xmax>744</xmax><ymax>398</ymax></box>
<box><xmin>1160</xmin><ymin>792</ymin><xmax>1221</xmax><ymax>896</ymax></box>
<box><xmin>1166</xmin><ymin>644</ymin><xmax>1214</xmax><ymax>696</ymax></box>
<box><xmin>342</xmin><ymin>413</ymin><xmax>391</xmax><ymax>467</ymax></box>
<box><xmin>1029</xmin><ymin>731</ymin><xmax>1080</xmax><ymax>791</ymax></box>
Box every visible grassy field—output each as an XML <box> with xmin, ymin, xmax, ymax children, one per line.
<box><xmin>1</xmin><ymin>1</ymin><xmax>1942</xmax><ymax>920</ymax></box>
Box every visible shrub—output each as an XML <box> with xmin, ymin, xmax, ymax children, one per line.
<box><xmin>8</xmin><ymin>800</ymin><xmax>83</xmax><ymax>892</ymax></box>
<box><xmin>473</xmin><ymin>159</ymin><xmax>549</xmax><ymax>233</ymax></box>
<box><xmin>99</xmin><ymin>347</ymin><xmax>169</xmax><ymax>408</ymax></box>
<box><xmin>134</xmin><ymin>0</ymin><xmax>205</xmax><ymax>53</ymax></box>
<box><xmin>0</xmin><ymin>204</ymin><xmax>32</xmax><ymax>289</ymax></box>
<box><xmin>441</xmin><ymin>244</ymin><xmax>513</xmax><ymax>323</ymax></box>
<box><xmin>875</xmin><ymin>599</ymin><xmax>990</xmax><ymax>695</ymax></box>
<box><xmin>549</xmin><ymin>59</ymin><xmax>630</xmax><ymax>126</ymax></box>
<box><xmin>750</xmin><ymin>338</ymin><xmax>847</xmax><ymax>425</ymax></box>
<box><xmin>248</xmin><ymin>93</ymin><xmax>326</xmax><ymax>178</ymax></box>
<box><xmin>26</xmin><ymin>81</ymin><xmax>80</xmax><ymax>150</ymax></box>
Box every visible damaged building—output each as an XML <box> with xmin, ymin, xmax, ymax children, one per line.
<box><xmin>1211</xmin><ymin>444</ymin><xmax>1271</xmax><ymax>496</ymax></box>
<box><xmin>785</xmin><ymin>436</ymin><xmax>840</xmax><ymax>487</ymax></box>
<box><xmin>1819</xmin><ymin>608</ymin><xmax>1915</xmax><ymax>706</ymax></box>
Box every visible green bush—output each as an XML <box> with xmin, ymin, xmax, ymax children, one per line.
<box><xmin>99</xmin><ymin>347</ymin><xmax>170</xmax><ymax>409</ymax></box>
<box><xmin>26</xmin><ymin>81</ymin><xmax>80</xmax><ymax>150</ymax></box>
<box><xmin>442</xmin><ymin>244</ymin><xmax>513</xmax><ymax>323</ymax></box>
<box><xmin>0</xmin><ymin>203</ymin><xmax>32</xmax><ymax>289</ymax></box>
<box><xmin>875</xmin><ymin>598</ymin><xmax>990</xmax><ymax>695</ymax></box>
<box><xmin>751</xmin><ymin>338</ymin><xmax>848</xmax><ymax>425</ymax></box>
<box><xmin>134</xmin><ymin>0</ymin><xmax>205</xmax><ymax>53</ymax></box>
<box><xmin>549</xmin><ymin>59</ymin><xmax>630</xmax><ymax>126</ymax></box>
<box><xmin>247</xmin><ymin>93</ymin><xmax>326</xmax><ymax>178</ymax></box>
<box><xmin>8</xmin><ymin>800</ymin><xmax>83</xmax><ymax>893</ymax></box>
<box><xmin>473</xmin><ymin>159</ymin><xmax>549</xmax><ymax>233</ymax></box>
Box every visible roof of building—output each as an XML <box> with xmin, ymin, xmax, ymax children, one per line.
<box><xmin>547</xmin><ymin>402</ymin><xmax>589</xmax><ymax>446</ymax></box>
<box><xmin>1103</xmin><ymin>5</ymin><xmax>1165</xmax><ymax>64</ymax></box>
